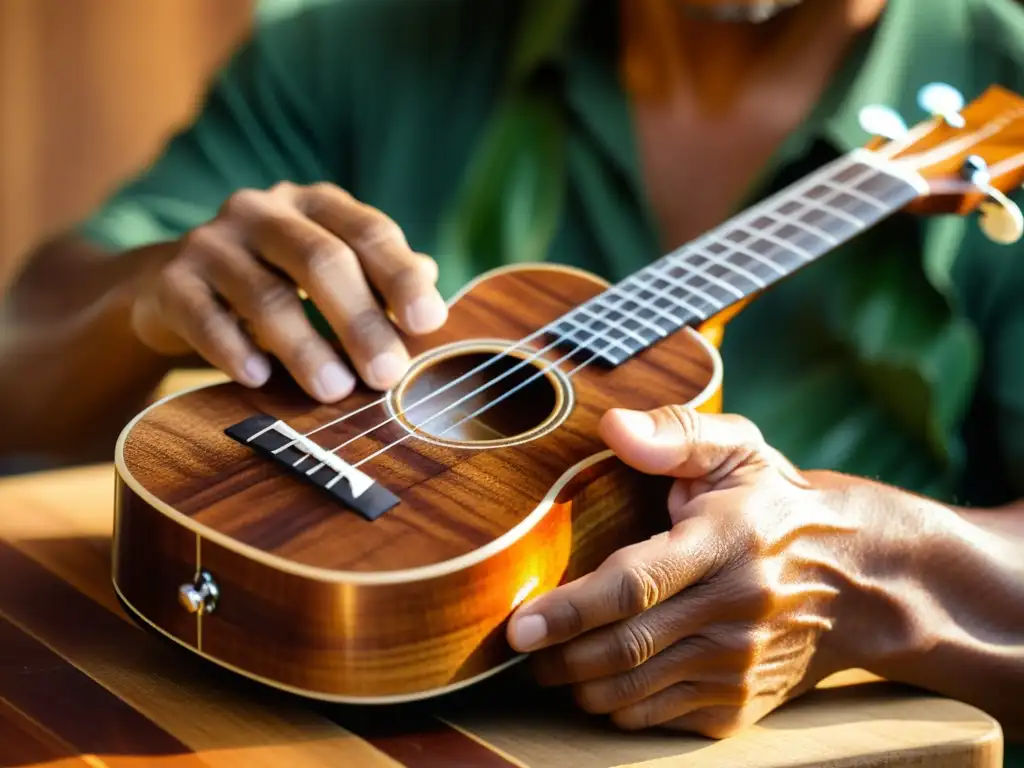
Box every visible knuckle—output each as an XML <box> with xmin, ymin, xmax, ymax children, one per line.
<box><xmin>577</xmin><ymin>669</ymin><xmax>646</xmax><ymax>714</ymax></box>
<box><xmin>556</xmin><ymin>599</ymin><xmax>586</xmax><ymax>637</ymax></box>
<box><xmin>180</xmin><ymin>225</ymin><xmax>222</xmax><ymax>258</ymax></box>
<box><xmin>613</xmin><ymin>563</ymin><xmax>660</xmax><ymax>617</ymax></box>
<box><xmin>269</xmin><ymin>180</ymin><xmax>297</xmax><ymax>195</ymax></box>
<box><xmin>221</xmin><ymin>188</ymin><xmax>265</xmax><ymax>218</ymax></box>
<box><xmin>744</xmin><ymin>565</ymin><xmax>781</xmax><ymax>616</ymax></box>
<box><xmin>352</xmin><ymin>215</ymin><xmax>404</xmax><ymax>252</ymax></box>
<box><xmin>574</xmin><ymin>684</ymin><xmax>611</xmax><ymax>714</ymax></box>
<box><xmin>309</xmin><ymin>181</ymin><xmax>347</xmax><ymax>198</ymax></box>
<box><xmin>252</xmin><ymin>282</ymin><xmax>299</xmax><ymax>321</ymax></box>
<box><xmin>304</xmin><ymin>242</ymin><xmax>355</xmax><ymax>283</ymax></box>
<box><xmin>686</xmin><ymin>632</ymin><xmax>721</xmax><ymax>660</ymax></box>
<box><xmin>664</xmin><ymin>403</ymin><xmax>702</xmax><ymax>439</ymax></box>
<box><xmin>194</xmin><ymin>306</ymin><xmax>231</xmax><ymax>343</ymax></box>
<box><xmin>261</xmin><ymin>331</ymin><xmax>328</xmax><ymax>379</ymax></box>
<box><xmin>613</xmin><ymin>621</ymin><xmax>658</xmax><ymax>670</ymax></box>
<box><xmin>343</xmin><ymin>306</ymin><xmax>389</xmax><ymax>344</ymax></box>
<box><xmin>387</xmin><ymin>256</ymin><xmax>437</xmax><ymax>294</ymax></box>
<box><xmin>157</xmin><ymin>263</ymin><xmax>193</xmax><ymax>305</ymax></box>
<box><xmin>286</xmin><ymin>333</ymin><xmax>329</xmax><ymax>372</ymax></box>
<box><xmin>301</xmin><ymin>183</ymin><xmax>351</xmax><ymax>216</ymax></box>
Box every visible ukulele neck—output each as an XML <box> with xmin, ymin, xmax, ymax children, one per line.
<box><xmin>551</xmin><ymin>149</ymin><xmax>926</xmax><ymax>367</ymax></box>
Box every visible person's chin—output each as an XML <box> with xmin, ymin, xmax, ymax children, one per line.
<box><xmin>675</xmin><ymin>0</ymin><xmax>806</xmax><ymax>23</ymax></box>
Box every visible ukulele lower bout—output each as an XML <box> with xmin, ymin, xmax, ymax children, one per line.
<box><xmin>111</xmin><ymin>263</ymin><xmax>723</xmax><ymax>703</ymax></box>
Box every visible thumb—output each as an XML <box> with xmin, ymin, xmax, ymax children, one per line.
<box><xmin>598</xmin><ymin>405</ymin><xmax>772</xmax><ymax>480</ymax></box>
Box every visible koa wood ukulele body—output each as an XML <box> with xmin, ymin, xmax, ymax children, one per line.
<box><xmin>112</xmin><ymin>86</ymin><xmax>1024</xmax><ymax>703</ymax></box>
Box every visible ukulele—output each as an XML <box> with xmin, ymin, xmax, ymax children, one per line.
<box><xmin>112</xmin><ymin>84</ymin><xmax>1024</xmax><ymax>704</ymax></box>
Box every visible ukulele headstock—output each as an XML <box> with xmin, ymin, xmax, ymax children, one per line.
<box><xmin>860</xmin><ymin>83</ymin><xmax>1024</xmax><ymax>244</ymax></box>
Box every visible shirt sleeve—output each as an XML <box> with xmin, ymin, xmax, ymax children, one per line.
<box><xmin>76</xmin><ymin>0</ymin><xmax>350</xmax><ymax>252</ymax></box>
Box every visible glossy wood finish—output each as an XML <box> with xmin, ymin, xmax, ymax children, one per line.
<box><xmin>114</xmin><ymin>264</ymin><xmax>721</xmax><ymax>701</ymax></box>
<box><xmin>878</xmin><ymin>85</ymin><xmax>1024</xmax><ymax>215</ymax></box>
<box><xmin>0</xmin><ymin>463</ymin><xmax>1004</xmax><ymax>767</ymax></box>
<box><xmin>111</xmin><ymin>85</ymin><xmax>1024</xmax><ymax>705</ymax></box>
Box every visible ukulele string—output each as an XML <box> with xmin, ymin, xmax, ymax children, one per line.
<box><xmin>431</xmin><ymin>307</ymin><xmax>695</xmax><ymax>445</ymax></box>
<box><xmin>346</xmin><ymin>154</ymin><xmax>863</xmax><ymax>470</ymax></box>
<box><xmin>281</xmin><ymin>151</ymin><xmax>861</xmax><ymax>468</ymax></box>
<box><xmin>280</xmin><ymin>252</ymin><xmax>704</xmax><ymax>453</ymax></box>
<box><xmin>294</xmin><ymin>274</ymin><xmax>687</xmax><ymax>475</ymax></box>
<box><xmin>295</xmin><ymin>153</ymin><xmax>845</xmax><ymax>477</ymax></box>
<box><xmin>282</xmin><ymin>277</ymin><xmax>663</xmax><ymax>471</ymax></box>
<box><xmin>352</xmin><ymin>329</ymin><xmax>606</xmax><ymax>468</ymax></box>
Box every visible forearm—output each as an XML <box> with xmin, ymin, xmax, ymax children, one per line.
<box><xmin>820</xmin><ymin>472</ymin><xmax>1024</xmax><ymax>738</ymax></box>
<box><xmin>0</xmin><ymin>237</ymin><xmax>182</xmax><ymax>463</ymax></box>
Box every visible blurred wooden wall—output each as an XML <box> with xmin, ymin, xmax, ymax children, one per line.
<box><xmin>0</xmin><ymin>0</ymin><xmax>255</xmax><ymax>288</ymax></box>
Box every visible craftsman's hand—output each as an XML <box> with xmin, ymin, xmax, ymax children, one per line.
<box><xmin>131</xmin><ymin>183</ymin><xmax>447</xmax><ymax>401</ymax></box>
<box><xmin>507</xmin><ymin>406</ymin><xmax>872</xmax><ymax>738</ymax></box>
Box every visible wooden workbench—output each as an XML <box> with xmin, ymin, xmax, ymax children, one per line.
<box><xmin>0</xmin><ymin>371</ymin><xmax>1005</xmax><ymax>768</ymax></box>
<box><xmin>0</xmin><ymin>461</ymin><xmax>1005</xmax><ymax>767</ymax></box>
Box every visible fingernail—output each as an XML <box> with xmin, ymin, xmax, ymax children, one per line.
<box><xmin>314</xmin><ymin>362</ymin><xmax>355</xmax><ymax>401</ymax></box>
<box><xmin>615</xmin><ymin>409</ymin><xmax>656</xmax><ymax>438</ymax></box>
<box><xmin>509</xmin><ymin>614</ymin><xmax>548</xmax><ymax>652</ymax></box>
<box><xmin>406</xmin><ymin>296</ymin><xmax>447</xmax><ymax>334</ymax></box>
<box><xmin>242</xmin><ymin>355</ymin><xmax>271</xmax><ymax>387</ymax></box>
<box><xmin>369</xmin><ymin>352</ymin><xmax>407</xmax><ymax>388</ymax></box>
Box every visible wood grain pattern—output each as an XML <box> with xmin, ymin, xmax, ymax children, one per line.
<box><xmin>120</xmin><ymin>265</ymin><xmax>718</xmax><ymax>571</ymax></box>
<box><xmin>0</xmin><ymin>460</ymin><xmax>1005</xmax><ymax>767</ymax></box>
<box><xmin>113</xmin><ymin>264</ymin><xmax>720</xmax><ymax>701</ymax></box>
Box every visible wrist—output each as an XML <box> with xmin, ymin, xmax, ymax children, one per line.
<box><xmin>802</xmin><ymin>471</ymin><xmax>940</xmax><ymax>675</ymax></box>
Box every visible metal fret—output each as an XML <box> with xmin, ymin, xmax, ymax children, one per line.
<box><xmin>602</xmin><ymin>300</ymin><xmax>672</xmax><ymax>340</ymax></box>
<box><xmin>724</xmin><ymin>230</ymin><xmax>811</xmax><ymax>270</ymax></box>
<box><xmin>733</xmin><ymin>221</ymin><xmax>821</xmax><ymax>257</ymax></box>
<box><xmin>554</xmin><ymin>155</ymin><xmax>921</xmax><ymax>366</ymax></box>
<box><xmin>817</xmin><ymin>179</ymin><xmax>890</xmax><ymax>212</ymax></box>
<box><xmin>616</xmin><ymin>284</ymin><xmax>685</xmax><ymax>329</ymax></box>
<box><xmin>676</xmin><ymin>246</ymin><xmax>767</xmax><ymax>290</ymax></box>
<box><xmin>622</xmin><ymin>273</ymin><xmax>711</xmax><ymax>320</ymax></box>
<box><xmin>775</xmin><ymin>198</ymin><xmax>865</xmax><ymax>234</ymax></box>
<box><xmin>574</xmin><ymin>304</ymin><xmax>651</xmax><ymax>347</ymax></box>
<box><xmin>555</xmin><ymin>312</ymin><xmax>641</xmax><ymax>356</ymax></box>
<box><xmin>753</xmin><ymin>208</ymin><xmax>846</xmax><ymax>244</ymax></box>
<box><xmin>652</xmin><ymin>260</ymin><xmax>747</xmax><ymax>301</ymax></box>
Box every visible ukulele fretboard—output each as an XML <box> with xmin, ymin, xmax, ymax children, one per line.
<box><xmin>549</xmin><ymin>151</ymin><xmax>924</xmax><ymax>367</ymax></box>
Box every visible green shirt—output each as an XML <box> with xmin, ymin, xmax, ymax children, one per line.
<box><xmin>81</xmin><ymin>0</ymin><xmax>1024</xmax><ymax>497</ymax></box>
<box><xmin>78</xmin><ymin>0</ymin><xmax>1024</xmax><ymax>494</ymax></box>
<box><xmin>78</xmin><ymin>0</ymin><xmax>1024</xmax><ymax>507</ymax></box>
<box><xmin>77</xmin><ymin>0</ymin><xmax>1024</xmax><ymax>758</ymax></box>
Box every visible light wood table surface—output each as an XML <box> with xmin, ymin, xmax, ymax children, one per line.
<box><xmin>0</xmin><ymin>371</ymin><xmax>1005</xmax><ymax>768</ymax></box>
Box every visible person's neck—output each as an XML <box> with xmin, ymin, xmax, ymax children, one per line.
<box><xmin>622</xmin><ymin>0</ymin><xmax>888</xmax><ymax>110</ymax></box>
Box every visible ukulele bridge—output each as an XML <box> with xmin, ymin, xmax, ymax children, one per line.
<box><xmin>224</xmin><ymin>413</ymin><xmax>401</xmax><ymax>521</ymax></box>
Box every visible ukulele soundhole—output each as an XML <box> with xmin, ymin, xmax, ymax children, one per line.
<box><xmin>388</xmin><ymin>339</ymin><xmax>574</xmax><ymax>449</ymax></box>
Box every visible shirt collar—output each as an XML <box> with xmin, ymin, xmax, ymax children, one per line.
<box><xmin>519</xmin><ymin>0</ymin><xmax>977</xmax><ymax>174</ymax></box>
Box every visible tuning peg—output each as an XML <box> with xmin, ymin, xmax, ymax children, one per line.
<box><xmin>858</xmin><ymin>104</ymin><xmax>909</xmax><ymax>141</ymax></box>
<box><xmin>962</xmin><ymin>155</ymin><xmax>1023</xmax><ymax>245</ymax></box>
<box><xmin>918</xmin><ymin>82</ymin><xmax>966</xmax><ymax>128</ymax></box>
<box><xmin>979</xmin><ymin>198</ymin><xmax>1023</xmax><ymax>245</ymax></box>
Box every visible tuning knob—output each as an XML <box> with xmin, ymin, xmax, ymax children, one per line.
<box><xmin>918</xmin><ymin>82</ymin><xmax>966</xmax><ymax>128</ymax></box>
<box><xmin>178</xmin><ymin>570</ymin><xmax>220</xmax><ymax>615</ymax></box>
<box><xmin>962</xmin><ymin>155</ymin><xmax>1024</xmax><ymax>245</ymax></box>
<box><xmin>979</xmin><ymin>197</ymin><xmax>1024</xmax><ymax>245</ymax></box>
<box><xmin>858</xmin><ymin>104</ymin><xmax>909</xmax><ymax>141</ymax></box>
